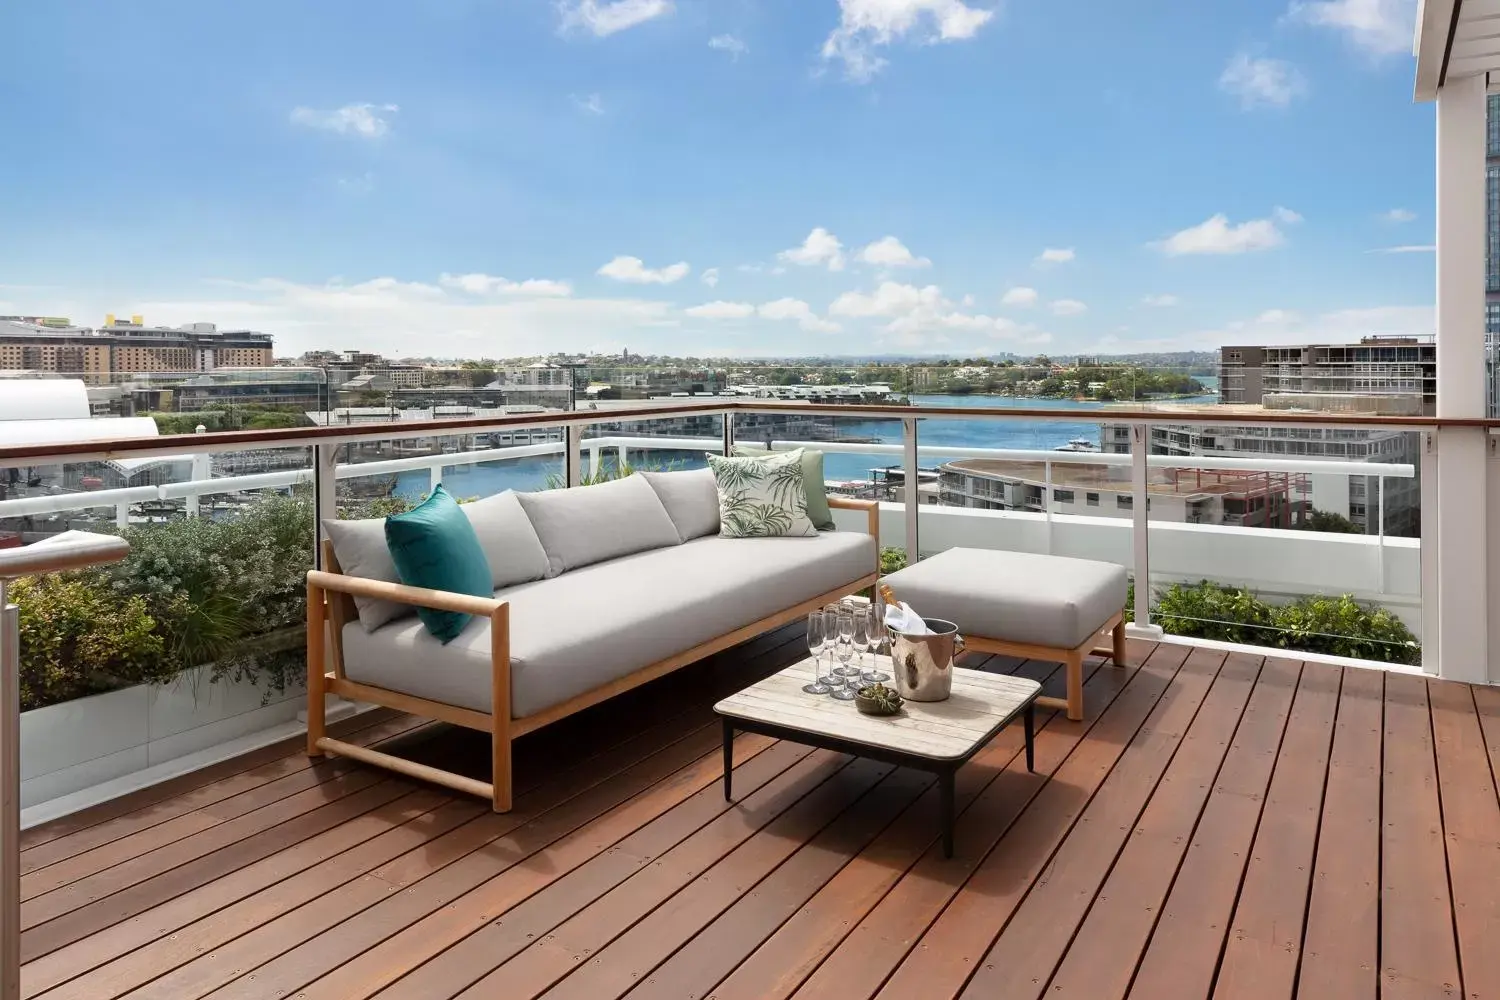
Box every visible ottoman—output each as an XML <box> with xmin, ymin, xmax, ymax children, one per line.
<box><xmin>880</xmin><ymin>547</ymin><xmax>1129</xmax><ymax>721</ymax></box>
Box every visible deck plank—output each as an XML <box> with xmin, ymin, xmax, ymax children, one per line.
<box><xmin>1122</xmin><ymin>656</ymin><xmax>1300</xmax><ymax>1000</ymax></box>
<box><xmin>1380</xmin><ymin>672</ymin><xmax>1461</xmax><ymax>1000</ymax></box>
<box><xmin>1211</xmin><ymin>661</ymin><xmax>1341</xmax><ymax>1000</ymax></box>
<box><xmin>957</xmin><ymin>648</ymin><xmax>1251</xmax><ymax>1000</ymax></box>
<box><xmin>803</xmin><ymin>642</ymin><xmax>1196</xmax><ymax>1000</ymax></box>
<box><xmin>1429</xmin><ymin>679</ymin><xmax>1500</xmax><ymax>1000</ymax></box>
<box><xmin>1297</xmin><ymin>666</ymin><xmax>1384</xmax><ymax>999</ymax></box>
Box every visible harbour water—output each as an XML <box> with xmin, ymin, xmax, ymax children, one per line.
<box><xmin>395</xmin><ymin>386</ymin><xmax>1217</xmax><ymax>500</ymax></box>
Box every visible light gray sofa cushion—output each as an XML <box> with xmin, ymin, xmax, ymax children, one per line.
<box><xmin>881</xmin><ymin>547</ymin><xmax>1127</xmax><ymax>649</ymax></box>
<box><xmin>321</xmin><ymin>517</ymin><xmax>406</xmax><ymax>632</ymax></box>
<box><xmin>514</xmin><ymin>474</ymin><xmax>681</xmax><ymax>577</ymax></box>
<box><xmin>461</xmin><ymin>490</ymin><xmax>551</xmax><ymax>589</ymax></box>
<box><xmin>340</xmin><ymin>530</ymin><xmax>876</xmax><ymax>719</ymax></box>
<box><xmin>323</xmin><ymin>491</ymin><xmax>553</xmax><ymax>631</ymax></box>
<box><xmin>640</xmin><ymin>468</ymin><xmax>720</xmax><ymax>542</ymax></box>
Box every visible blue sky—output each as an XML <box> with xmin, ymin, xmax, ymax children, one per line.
<box><xmin>0</xmin><ymin>0</ymin><xmax>1437</xmax><ymax>359</ymax></box>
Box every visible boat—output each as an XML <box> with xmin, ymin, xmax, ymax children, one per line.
<box><xmin>1054</xmin><ymin>436</ymin><xmax>1100</xmax><ymax>453</ymax></box>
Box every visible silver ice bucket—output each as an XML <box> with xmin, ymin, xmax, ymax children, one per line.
<box><xmin>888</xmin><ymin>618</ymin><xmax>963</xmax><ymax>702</ymax></box>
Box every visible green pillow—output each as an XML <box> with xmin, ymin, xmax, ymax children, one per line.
<box><xmin>384</xmin><ymin>485</ymin><xmax>494</xmax><ymax>644</ymax></box>
<box><xmin>733</xmin><ymin>445</ymin><xmax>834</xmax><ymax>530</ymax></box>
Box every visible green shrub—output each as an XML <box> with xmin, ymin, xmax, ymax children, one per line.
<box><xmin>1149</xmin><ymin>578</ymin><xmax>1420</xmax><ymax>665</ymax></box>
<box><xmin>879</xmin><ymin>547</ymin><xmax>908</xmax><ymax>575</ymax></box>
<box><xmin>12</xmin><ymin>574</ymin><xmax>167</xmax><ymax>710</ymax></box>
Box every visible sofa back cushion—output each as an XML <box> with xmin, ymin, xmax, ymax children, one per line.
<box><xmin>384</xmin><ymin>485</ymin><xmax>494</xmax><ymax>644</ymax></box>
<box><xmin>322</xmin><ymin>516</ymin><xmax>407</xmax><ymax>632</ymax></box>
<box><xmin>640</xmin><ymin>468</ymin><xmax>720</xmax><ymax>542</ymax></box>
<box><xmin>462</xmin><ymin>490</ymin><xmax>551</xmax><ymax>589</ymax></box>
<box><xmin>515</xmin><ymin>473</ymin><xmax>681</xmax><ymax>576</ymax></box>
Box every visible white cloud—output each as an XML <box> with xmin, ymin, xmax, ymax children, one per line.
<box><xmin>1141</xmin><ymin>294</ymin><xmax>1180</xmax><ymax>307</ymax></box>
<box><xmin>1155</xmin><ymin>213</ymin><xmax>1289</xmax><ymax>255</ymax></box>
<box><xmin>822</xmin><ymin>0</ymin><xmax>996</xmax><ymax>82</ymax></box>
<box><xmin>961</xmin><ymin>294</ymin><xmax>976</xmax><ymax>307</ymax></box>
<box><xmin>119</xmin><ymin>275</ymin><xmax>677</xmax><ymax>358</ymax></box>
<box><xmin>708</xmin><ymin>34</ymin><xmax>748</xmax><ymax>58</ymax></box>
<box><xmin>1255</xmin><ymin>308</ymin><xmax>1300</xmax><ymax>324</ymax></box>
<box><xmin>1050</xmin><ymin>299</ymin><xmax>1088</xmax><ymax>317</ymax></box>
<box><xmin>684</xmin><ymin>300</ymin><xmax>756</xmax><ymax>319</ymax></box>
<box><xmin>560</xmin><ymin>0</ymin><xmax>674</xmax><ymax>37</ymax></box>
<box><xmin>1035</xmin><ymin>247</ymin><xmax>1075</xmax><ymax>264</ymax></box>
<box><xmin>573</xmin><ymin>93</ymin><xmax>606</xmax><ymax>115</ymax></box>
<box><xmin>1381</xmin><ymin>208</ymin><xmax>1417</xmax><ymax>223</ymax></box>
<box><xmin>778</xmin><ymin>228</ymin><xmax>846</xmax><ymax>271</ymax></box>
<box><xmin>597</xmin><ymin>255</ymin><xmax>692</xmax><ymax>284</ymax></box>
<box><xmin>1287</xmin><ymin>0</ymin><xmax>1414</xmax><ymax>56</ymax></box>
<box><xmin>1368</xmin><ymin>244</ymin><xmax>1436</xmax><ymax>254</ymax></box>
<box><xmin>439</xmin><ymin>273</ymin><xmax>573</xmax><ymax>297</ymax></box>
<box><xmin>1218</xmin><ymin>54</ymin><xmax>1308</xmax><ymax>109</ymax></box>
<box><xmin>1001</xmin><ymin>287</ymin><xmax>1038</xmax><ymax>307</ymax></box>
<box><xmin>829</xmin><ymin>281</ymin><xmax>1022</xmax><ymax>338</ymax></box>
<box><xmin>1273</xmin><ymin>206</ymin><xmax>1303</xmax><ymax>224</ymax></box>
<box><xmin>700</xmin><ymin>267</ymin><xmax>720</xmax><ymax>287</ymax></box>
<box><xmin>757</xmin><ymin>297</ymin><xmax>841</xmax><ymax>332</ymax></box>
<box><xmin>857</xmin><ymin>236</ymin><xmax>931</xmax><ymax>269</ymax></box>
<box><xmin>289</xmin><ymin>103</ymin><xmax>399</xmax><ymax>138</ymax></box>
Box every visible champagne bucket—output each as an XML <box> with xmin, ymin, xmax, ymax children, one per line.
<box><xmin>887</xmin><ymin>618</ymin><xmax>963</xmax><ymax>702</ymax></box>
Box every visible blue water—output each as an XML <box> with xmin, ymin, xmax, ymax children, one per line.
<box><xmin>396</xmin><ymin>386</ymin><xmax>1217</xmax><ymax>500</ymax></box>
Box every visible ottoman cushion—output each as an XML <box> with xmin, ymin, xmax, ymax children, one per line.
<box><xmin>882</xmin><ymin>547</ymin><xmax>1127</xmax><ymax>649</ymax></box>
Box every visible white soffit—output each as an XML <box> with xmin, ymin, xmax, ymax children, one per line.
<box><xmin>1417</xmin><ymin>0</ymin><xmax>1500</xmax><ymax>100</ymax></box>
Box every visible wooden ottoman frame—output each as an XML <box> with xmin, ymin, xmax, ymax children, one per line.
<box><xmin>958</xmin><ymin>611</ymin><xmax>1127</xmax><ymax>722</ymax></box>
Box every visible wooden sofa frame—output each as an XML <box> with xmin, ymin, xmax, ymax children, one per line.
<box><xmin>305</xmin><ymin>496</ymin><xmax>881</xmax><ymax>812</ymax></box>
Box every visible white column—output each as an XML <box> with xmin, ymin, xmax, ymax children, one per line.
<box><xmin>1430</xmin><ymin>75</ymin><xmax>1489</xmax><ymax>683</ymax></box>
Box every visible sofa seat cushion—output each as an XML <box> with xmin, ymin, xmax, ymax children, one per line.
<box><xmin>881</xmin><ymin>547</ymin><xmax>1127</xmax><ymax>650</ymax></box>
<box><xmin>340</xmin><ymin>530</ymin><xmax>876</xmax><ymax>719</ymax></box>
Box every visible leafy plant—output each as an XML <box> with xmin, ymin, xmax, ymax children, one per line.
<box><xmin>11</xmin><ymin>574</ymin><xmax>167</xmax><ymax>711</ymax></box>
<box><xmin>879</xmin><ymin>547</ymin><xmax>909</xmax><ymax>575</ymax></box>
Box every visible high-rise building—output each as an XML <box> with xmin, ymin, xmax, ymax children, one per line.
<box><xmin>1219</xmin><ymin>338</ymin><xmax>1435</xmax><ymax>415</ymax></box>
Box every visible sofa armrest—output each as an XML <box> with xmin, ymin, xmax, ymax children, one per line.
<box><xmin>306</xmin><ymin>569</ymin><xmax>504</xmax><ymax>617</ymax></box>
<box><xmin>826</xmin><ymin>496</ymin><xmax>880</xmax><ymax>543</ymax></box>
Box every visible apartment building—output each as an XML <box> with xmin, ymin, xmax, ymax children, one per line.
<box><xmin>0</xmin><ymin>315</ymin><xmax>274</xmax><ymax>382</ymax></box>
<box><xmin>1219</xmin><ymin>337</ymin><xmax>1435</xmax><ymax>415</ymax></box>
<box><xmin>939</xmin><ymin>459</ymin><xmax>1304</xmax><ymax>528</ymax></box>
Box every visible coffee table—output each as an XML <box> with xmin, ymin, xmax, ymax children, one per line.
<box><xmin>714</xmin><ymin>658</ymin><xmax>1042</xmax><ymax>857</ymax></box>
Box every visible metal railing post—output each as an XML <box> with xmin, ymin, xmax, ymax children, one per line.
<box><xmin>1376</xmin><ymin>473</ymin><xmax>1385</xmax><ymax>592</ymax></box>
<box><xmin>1044</xmin><ymin>458</ymin><xmax>1054</xmax><ymax>555</ymax></box>
<box><xmin>427</xmin><ymin>463</ymin><xmax>445</xmax><ymax>492</ymax></box>
<box><xmin>186</xmin><ymin>425</ymin><xmax>209</xmax><ymax>520</ymax></box>
<box><xmin>903</xmin><ymin>416</ymin><xmax>919</xmax><ymax>564</ymax></box>
<box><xmin>1</xmin><ymin>585</ymin><xmax>16</xmax><ymax>1000</ymax></box>
<box><xmin>313</xmin><ymin>443</ymin><xmax>338</xmax><ymax>572</ymax></box>
<box><xmin>114</xmin><ymin>502</ymin><xmax>129</xmax><ymax>529</ymax></box>
<box><xmin>1132</xmin><ymin>423</ymin><xmax>1152</xmax><ymax>629</ymax></box>
<box><xmin>587</xmin><ymin>444</ymin><xmax>601</xmax><ymax>480</ymax></box>
<box><xmin>722</xmin><ymin>410</ymin><xmax>735</xmax><ymax>456</ymax></box>
<box><xmin>565</xmin><ymin>427</ymin><xmax>583</xmax><ymax>488</ymax></box>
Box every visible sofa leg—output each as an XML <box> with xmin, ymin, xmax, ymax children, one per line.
<box><xmin>1112</xmin><ymin>619</ymin><xmax>1128</xmax><ymax>668</ymax></box>
<box><xmin>1065</xmin><ymin>651</ymin><xmax>1084</xmax><ymax>722</ymax></box>
<box><xmin>492</xmin><ymin>733</ymin><xmax>513</xmax><ymax>813</ymax></box>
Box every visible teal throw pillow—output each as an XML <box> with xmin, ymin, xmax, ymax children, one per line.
<box><xmin>733</xmin><ymin>445</ymin><xmax>835</xmax><ymax>530</ymax></box>
<box><xmin>384</xmin><ymin>485</ymin><xmax>494</xmax><ymax>643</ymax></box>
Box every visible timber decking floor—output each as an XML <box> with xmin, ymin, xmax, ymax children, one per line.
<box><xmin>16</xmin><ymin>626</ymin><xmax>1499</xmax><ymax>1000</ymax></box>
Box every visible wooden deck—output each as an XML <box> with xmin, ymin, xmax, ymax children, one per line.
<box><xmin>15</xmin><ymin>626</ymin><xmax>1500</xmax><ymax>1000</ymax></box>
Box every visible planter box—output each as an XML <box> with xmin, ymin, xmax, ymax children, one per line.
<box><xmin>20</xmin><ymin>656</ymin><xmax>308</xmax><ymax>811</ymax></box>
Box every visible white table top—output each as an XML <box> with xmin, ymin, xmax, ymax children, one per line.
<box><xmin>714</xmin><ymin>657</ymin><xmax>1042</xmax><ymax>762</ymax></box>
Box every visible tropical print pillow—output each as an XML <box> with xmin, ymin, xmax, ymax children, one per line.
<box><xmin>707</xmin><ymin>449</ymin><xmax>819</xmax><ymax>538</ymax></box>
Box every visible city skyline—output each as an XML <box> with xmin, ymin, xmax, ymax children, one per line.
<box><xmin>0</xmin><ymin>1</ymin><xmax>1439</xmax><ymax>358</ymax></box>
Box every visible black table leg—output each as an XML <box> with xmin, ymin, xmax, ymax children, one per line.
<box><xmin>1024</xmin><ymin>702</ymin><xmax>1035</xmax><ymax>773</ymax></box>
<box><xmin>722</xmin><ymin>718</ymin><xmax>734</xmax><ymax>801</ymax></box>
<box><xmin>939</xmin><ymin>769</ymin><xmax>956</xmax><ymax>858</ymax></box>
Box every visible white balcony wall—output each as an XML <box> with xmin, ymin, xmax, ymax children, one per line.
<box><xmin>834</xmin><ymin>502</ymin><xmax>1421</xmax><ymax>634</ymax></box>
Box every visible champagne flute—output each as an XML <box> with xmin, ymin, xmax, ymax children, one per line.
<box><xmin>850</xmin><ymin>606</ymin><xmax>870</xmax><ymax>684</ymax></box>
<box><xmin>802</xmin><ymin>610</ymin><xmax>830</xmax><ymax>695</ymax></box>
<box><xmin>831</xmin><ymin>605</ymin><xmax>857</xmax><ymax>700</ymax></box>
<box><xmin>860</xmin><ymin>603</ymin><xmax>889</xmax><ymax>683</ymax></box>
